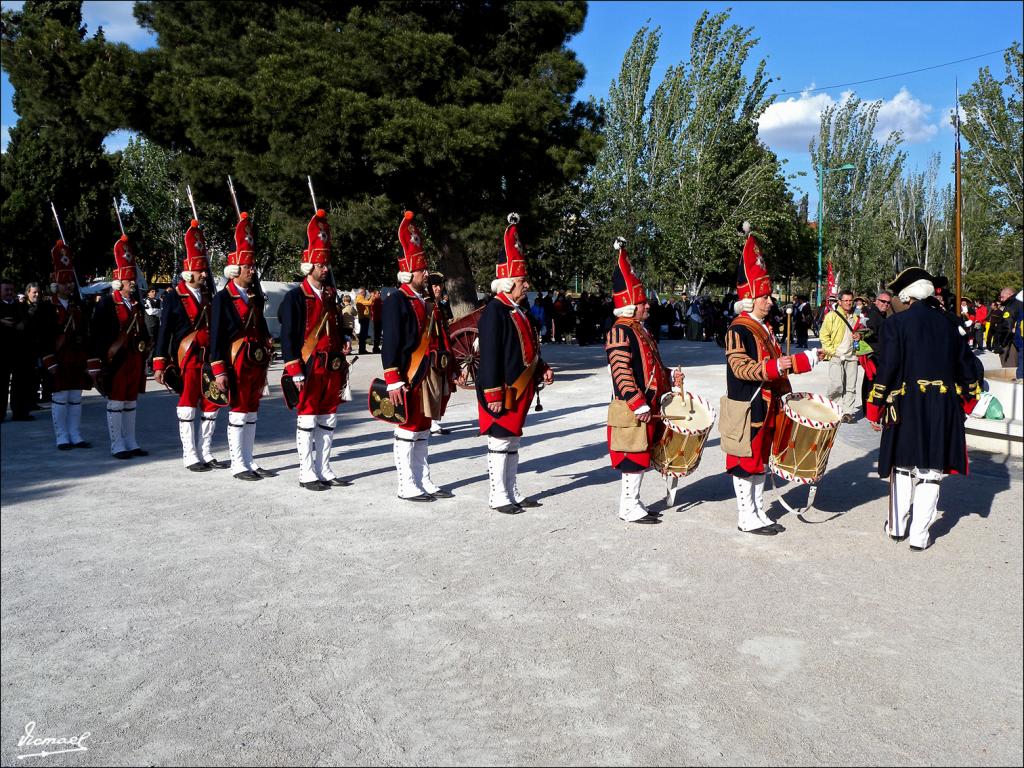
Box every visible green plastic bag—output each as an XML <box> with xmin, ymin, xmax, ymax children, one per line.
<box><xmin>984</xmin><ymin>395</ymin><xmax>1005</xmax><ymax>420</ymax></box>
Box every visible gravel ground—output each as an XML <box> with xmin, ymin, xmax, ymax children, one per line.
<box><xmin>2</xmin><ymin>339</ymin><xmax>1021</xmax><ymax>766</ymax></box>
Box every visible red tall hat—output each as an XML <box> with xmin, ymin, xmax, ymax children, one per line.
<box><xmin>736</xmin><ymin>222</ymin><xmax>771</xmax><ymax>300</ymax></box>
<box><xmin>112</xmin><ymin>234</ymin><xmax>138</xmax><ymax>282</ymax></box>
<box><xmin>397</xmin><ymin>211</ymin><xmax>428</xmax><ymax>272</ymax></box>
<box><xmin>51</xmin><ymin>239</ymin><xmax>76</xmax><ymax>284</ymax></box>
<box><xmin>497</xmin><ymin>213</ymin><xmax>527</xmax><ymax>279</ymax></box>
<box><xmin>303</xmin><ymin>209</ymin><xmax>331</xmax><ymax>266</ymax></box>
<box><xmin>183</xmin><ymin>219</ymin><xmax>210</xmax><ymax>272</ymax></box>
<box><xmin>611</xmin><ymin>238</ymin><xmax>646</xmax><ymax>309</ymax></box>
<box><xmin>227</xmin><ymin>212</ymin><xmax>255</xmax><ymax>267</ymax></box>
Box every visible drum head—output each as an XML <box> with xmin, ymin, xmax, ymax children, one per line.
<box><xmin>660</xmin><ymin>392</ymin><xmax>714</xmax><ymax>435</ymax></box>
<box><xmin>785</xmin><ymin>393</ymin><xmax>841</xmax><ymax>427</ymax></box>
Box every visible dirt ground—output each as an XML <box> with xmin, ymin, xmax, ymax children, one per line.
<box><xmin>2</xmin><ymin>339</ymin><xmax>1021</xmax><ymax>766</ymax></box>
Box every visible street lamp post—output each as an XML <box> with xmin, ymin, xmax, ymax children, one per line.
<box><xmin>816</xmin><ymin>162</ymin><xmax>856</xmax><ymax>305</ymax></box>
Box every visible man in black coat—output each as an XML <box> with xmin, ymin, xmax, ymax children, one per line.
<box><xmin>866</xmin><ymin>268</ymin><xmax>981</xmax><ymax>552</ymax></box>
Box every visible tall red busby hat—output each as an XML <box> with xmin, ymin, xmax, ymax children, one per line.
<box><xmin>227</xmin><ymin>212</ymin><xmax>255</xmax><ymax>267</ymax></box>
<box><xmin>51</xmin><ymin>239</ymin><xmax>76</xmax><ymax>284</ymax></box>
<box><xmin>397</xmin><ymin>211</ymin><xmax>428</xmax><ymax>273</ymax></box>
<box><xmin>497</xmin><ymin>213</ymin><xmax>527</xmax><ymax>280</ymax></box>
<box><xmin>736</xmin><ymin>222</ymin><xmax>771</xmax><ymax>300</ymax></box>
<box><xmin>183</xmin><ymin>219</ymin><xmax>209</xmax><ymax>273</ymax></box>
<box><xmin>112</xmin><ymin>234</ymin><xmax>138</xmax><ymax>282</ymax></box>
<box><xmin>611</xmin><ymin>237</ymin><xmax>646</xmax><ymax>309</ymax></box>
<box><xmin>303</xmin><ymin>209</ymin><xmax>331</xmax><ymax>266</ymax></box>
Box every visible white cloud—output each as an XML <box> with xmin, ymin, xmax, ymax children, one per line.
<box><xmin>758</xmin><ymin>86</ymin><xmax>939</xmax><ymax>151</ymax></box>
<box><xmin>757</xmin><ymin>87</ymin><xmax>837</xmax><ymax>151</ymax></box>
<box><xmin>875</xmin><ymin>87</ymin><xmax>936</xmax><ymax>143</ymax></box>
<box><xmin>83</xmin><ymin>0</ymin><xmax>154</xmax><ymax>48</ymax></box>
<box><xmin>1</xmin><ymin>124</ymin><xmax>10</xmax><ymax>153</ymax></box>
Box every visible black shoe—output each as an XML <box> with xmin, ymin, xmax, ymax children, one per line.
<box><xmin>431</xmin><ymin>428</ymin><xmax>452</xmax><ymax>436</ymax></box>
<box><xmin>493</xmin><ymin>503</ymin><xmax>524</xmax><ymax>514</ymax></box>
<box><xmin>300</xmin><ymin>480</ymin><xmax>329</xmax><ymax>491</ymax></box>
<box><xmin>909</xmin><ymin>543</ymin><xmax>930</xmax><ymax>552</ymax></box>
<box><xmin>401</xmin><ymin>493</ymin><xmax>436</xmax><ymax>502</ymax></box>
<box><xmin>187</xmin><ymin>461</ymin><xmax>212</xmax><ymax>472</ymax></box>
<box><xmin>326</xmin><ymin>477</ymin><xmax>353</xmax><ymax>487</ymax></box>
<box><xmin>884</xmin><ymin>522</ymin><xmax>908</xmax><ymax>542</ymax></box>
<box><xmin>769</xmin><ymin>522</ymin><xmax>785</xmax><ymax>533</ymax></box>
<box><xmin>114</xmin><ymin>450</ymin><xmax>134</xmax><ymax>460</ymax></box>
<box><xmin>254</xmin><ymin>467</ymin><xmax>277</xmax><ymax>478</ymax></box>
<box><xmin>516</xmin><ymin>498</ymin><xmax>542</xmax><ymax>508</ymax></box>
<box><xmin>206</xmin><ymin>458</ymin><xmax>230</xmax><ymax>469</ymax></box>
<box><xmin>738</xmin><ymin>525</ymin><xmax>778</xmax><ymax>536</ymax></box>
<box><xmin>430</xmin><ymin>489</ymin><xmax>454</xmax><ymax>498</ymax></box>
<box><xmin>57</xmin><ymin>443</ymin><xmax>73</xmax><ymax>451</ymax></box>
<box><xmin>73</xmin><ymin>441</ymin><xmax>91</xmax><ymax>448</ymax></box>
<box><xmin>130</xmin><ymin>448</ymin><xmax>149</xmax><ymax>457</ymax></box>
<box><xmin>234</xmin><ymin>470</ymin><xmax>262</xmax><ymax>481</ymax></box>
<box><xmin>630</xmin><ymin>515</ymin><xmax>660</xmax><ymax>524</ymax></box>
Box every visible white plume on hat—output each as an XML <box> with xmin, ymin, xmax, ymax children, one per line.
<box><xmin>898</xmin><ymin>279</ymin><xmax>934</xmax><ymax>303</ymax></box>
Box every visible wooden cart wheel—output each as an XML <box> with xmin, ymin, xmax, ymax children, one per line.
<box><xmin>450</xmin><ymin>326</ymin><xmax>480</xmax><ymax>390</ymax></box>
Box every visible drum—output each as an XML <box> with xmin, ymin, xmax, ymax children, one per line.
<box><xmin>769</xmin><ymin>392</ymin><xmax>841</xmax><ymax>484</ymax></box>
<box><xmin>652</xmin><ymin>392</ymin><xmax>716</xmax><ymax>477</ymax></box>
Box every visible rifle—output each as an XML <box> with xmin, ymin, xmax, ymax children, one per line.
<box><xmin>50</xmin><ymin>202</ymin><xmax>84</xmax><ymax>304</ymax></box>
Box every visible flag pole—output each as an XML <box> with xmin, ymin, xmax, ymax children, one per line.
<box><xmin>954</xmin><ymin>80</ymin><xmax>963</xmax><ymax>310</ymax></box>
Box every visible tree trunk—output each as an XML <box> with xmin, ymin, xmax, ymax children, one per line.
<box><xmin>429</xmin><ymin>222</ymin><xmax>479</xmax><ymax>320</ymax></box>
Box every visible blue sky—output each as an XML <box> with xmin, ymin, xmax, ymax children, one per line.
<box><xmin>2</xmin><ymin>0</ymin><xmax>1021</xmax><ymax>211</ymax></box>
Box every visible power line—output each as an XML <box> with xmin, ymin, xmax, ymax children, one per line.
<box><xmin>777</xmin><ymin>47</ymin><xmax>1011</xmax><ymax>96</ymax></box>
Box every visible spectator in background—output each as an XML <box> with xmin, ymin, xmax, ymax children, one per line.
<box><xmin>793</xmin><ymin>295</ymin><xmax>812</xmax><ymax>348</ymax></box>
<box><xmin>339</xmin><ymin>292</ymin><xmax>357</xmax><ymax>339</ymax></box>
<box><xmin>355</xmin><ymin>287</ymin><xmax>371</xmax><ymax>354</ymax></box>
<box><xmin>530</xmin><ymin>294</ymin><xmax>549</xmax><ymax>343</ymax></box>
<box><xmin>820</xmin><ymin>290</ymin><xmax>862</xmax><ymax>422</ymax></box>
<box><xmin>972</xmin><ymin>298</ymin><xmax>988</xmax><ymax>352</ymax></box>
<box><xmin>1</xmin><ymin>279</ymin><xmax>35</xmax><ymax>421</ymax></box>
<box><xmin>370</xmin><ymin>289</ymin><xmax>383</xmax><ymax>354</ymax></box>
<box><xmin>22</xmin><ymin>282</ymin><xmax>47</xmax><ymax>408</ymax></box>
<box><xmin>995</xmin><ymin>286</ymin><xmax>1022</xmax><ymax>376</ymax></box>
<box><xmin>861</xmin><ymin>291</ymin><xmax>890</xmax><ymax>411</ymax></box>
<box><xmin>143</xmin><ymin>286</ymin><xmax>162</xmax><ymax>375</ymax></box>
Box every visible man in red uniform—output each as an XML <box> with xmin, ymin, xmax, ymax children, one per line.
<box><xmin>278</xmin><ymin>210</ymin><xmax>352</xmax><ymax>491</ymax></box>
<box><xmin>605</xmin><ymin>238</ymin><xmax>684</xmax><ymax>522</ymax></box>
<box><xmin>210</xmin><ymin>211</ymin><xmax>275</xmax><ymax>481</ymax></box>
<box><xmin>725</xmin><ymin>223</ymin><xmax>821</xmax><ymax>534</ymax></box>
<box><xmin>90</xmin><ymin>235</ymin><xmax>150</xmax><ymax>459</ymax></box>
<box><xmin>381</xmin><ymin>211</ymin><xmax>456</xmax><ymax>502</ymax></box>
<box><xmin>153</xmin><ymin>219</ymin><xmax>225</xmax><ymax>471</ymax></box>
<box><xmin>41</xmin><ymin>240</ymin><xmax>99</xmax><ymax>450</ymax></box>
<box><xmin>476</xmin><ymin>214</ymin><xmax>553</xmax><ymax>514</ymax></box>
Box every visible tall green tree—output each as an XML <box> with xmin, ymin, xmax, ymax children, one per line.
<box><xmin>588</xmin><ymin>12</ymin><xmax>803</xmax><ymax>295</ymax></box>
<box><xmin>810</xmin><ymin>96</ymin><xmax>905</xmax><ymax>294</ymax></box>
<box><xmin>960</xmin><ymin>42</ymin><xmax>1023</xmax><ymax>241</ymax></box>
<box><xmin>1</xmin><ymin>0</ymin><xmax>125</xmax><ymax>282</ymax></box>
<box><xmin>130</xmin><ymin>1</ymin><xmax>600</xmax><ymax>314</ymax></box>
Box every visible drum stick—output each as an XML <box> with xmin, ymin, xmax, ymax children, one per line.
<box><xmin>785</xmin><ymin>306</ymin><xmax>792</xmax><ymax>357</ymax></box>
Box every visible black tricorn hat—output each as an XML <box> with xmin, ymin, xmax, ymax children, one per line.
<box><xmin>888</xmin><ymin>266</ymin><xmax>935</xmax><ymax>296</ymax></box>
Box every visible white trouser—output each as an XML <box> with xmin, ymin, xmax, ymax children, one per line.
<box><xmin>122</xmin><ymin>402</ymin><xmax>139</xmax><ymax>451</ymax></box>
<box><xmin>51</xmin><ymin>390</ymin><xmax>70</xmax><ymax>446</ymax></box>
<box><xmin>486</xmin><ymin>435</ymin><xmax>519</xmax><ymax>508</ymax></box>
<box><xmin>316</xmin><ymin>414</ymin><xmax>337</xmax><ymax>481</ymax></box>
<box><xmin>827</xmin><ymin>358</ymin><xmax>860</xmax><ymax>416</ymax></box>
<box><xmin>106</xmin><ymin>400</ymin><xmax>126</xmax><ymax>455</ymax></box>
<box><xmin>394</xmin><ymin>428</ymin><xmax>427</xmax><ymax>498</ymax></box>
<box><xmin>66</xmin><ymin>390</ymin><xmax>84</xmax><ymax>444</ymax></box>
<box><xmin>227</xmin><ymin>411</ymin><xmax>247</xmax><ymax>473</ymax></box>
<box><xmin>243</xmin><ymin>412</ymin><xmax>259</xmax><ymax>471</ymax></box>
<box><xmin>177</xmin><ymin>406</ymin><xmax>201</xmax><ymax>466</ymax></box>
<box><xmin>296</xmin><ymin>415</ymin><xmax>318</xmax><ymax>483</ymax></box>
<box><xmin>888</xmin><ymin>467</ymin><xmax>944</xmax><ymax>548</ymax></box>
<box><xmin>430</xmin><ymin>418</ymin><xmax>444</xmax><ymax>434</ymax></box>
<box><xmin>199</xmin><ymin>410</ymin><xmax>219</xmax><ymax>463</ymax></box>
<box><xmin>503</xmin><ymin>436</ymin><xmax>526</xmax><ymax>504</ymax></box>
<box><xmin>619</xmin><ymin>471</ymin><xmax>647</xmax><ymax>522</ymax></box>
<box><xmin>750</xmin><ymin>474</ymin><xmax>772</xmax><ymax>527</ymax></box>
<box><xmin>733</xmin><ymin>475</ymin><xmax>764</xmax><ymax>531</ymax></box>
<box><xmin>410</xmin><ymin>429</ymin><xmax>441</xmax><ymax>494</ymax></box>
